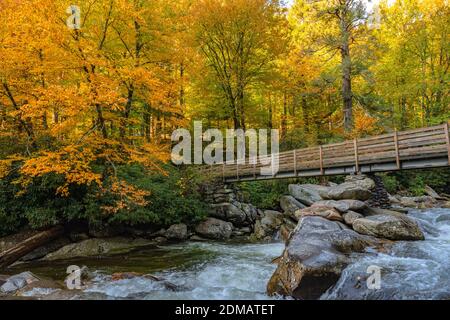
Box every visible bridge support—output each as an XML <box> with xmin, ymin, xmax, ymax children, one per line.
<box><xmin>365</xmin><ymin>174</ymin><xmax>391</xmax><ymax>209</ymax></box>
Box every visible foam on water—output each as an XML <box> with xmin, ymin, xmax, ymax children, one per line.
<box><xmin>84</xmin><ymin>242</ymin><xmax>285</xmax><ymax>300</ymax></box>
<box><xmin>322</xmin><ymin>208</ymin><xmax>450</xmax><ymax>300</ymax></box>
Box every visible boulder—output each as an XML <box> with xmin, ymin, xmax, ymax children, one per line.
<box><xmin>1</xmin><ymin>272</ymin><xmax>40</xmax><ymax>293</ymax></box>
<box><xmin>241</xmin><ymin>203</ymin><xmax>258</xmax><ymax>223</ymax></box>
<box><xmin>165</xmin><ymin>224</ymin><xmax>188</xmax><ymax>241</ymax></box>
<box><xmin>195</xmin><ymin>218</ymin><xmax>233</xmax><ymax>240</ymax></box>
<box><xmin>362</xmin><ymin>206</ymin><xmax>407</xmax><ymax>218</ymax></box>
<box><xmin>42</xmin><ymin>237</ymin><xmax>156</xmax><ymax>261</ymax></box>
<box><xmin>252</xmin><ymin>210</ymin><xmax>283</xmax><ymax>240</ymax></box>
<box><xmin>424</xmin><ymin>185</ymin><xmax>445</xmax><ymax>200</ymax></box>
<box><xmin>352</xmin><ymin>214</ymin><xmax>424</xmax><ymax>241</ymax></box>
<box><xmin>267</xmin><ymin>216</ymin><xmax>380</xmax><ymax>299</ymax></box>
<box><xmin>399</xmin><ymin>196</ymin><xmax>437</xmax><ymax>208</ymax></box>
<box><xmin>280</xmin><ymin>195</ymin><xmax>306</xmax><ymax>218</ymax></box>
<box><xmin>320</xmin><ymin>181</ymin><xmax>373</xmax><ymax>201</ymax></box>
<box><xmin>288</xmin><ymin>184</ymin><xmax>327</xmax><ymax>206</ymax></box>
<box><xmin>294</xmin><ymin>206</ymin><xmax>343</xmax><ymax>222</ymax></box>
<box><xmin>209</xmin><ymin>203</ymin><xmax>247</xmax><ymax>226</ymax></box>
<box><xmin>21</xmin><ymin>237</ymin><xmax>72</xmax><ymax>262</ymax></box>
<box><xmin>311</xmin><ymin>200</ymin><xmax>366</xmax><ymax>213</ymax></box>
<box><xmin>344</xmin><ymin>174</ymin><xmax>376</xmax><ymax>189</ymax></box>
<box><xmin>342</xmin><ymin>211</ymin><xmax>364</xmax><ymax>226</ymax></box>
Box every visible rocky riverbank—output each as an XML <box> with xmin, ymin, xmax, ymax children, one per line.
<box><xmin>1</xmin><ymin>174</ymin><xmax>449</xmax><ymax>299</ymax></box>
<box><xmin>266</xmin><ymin>175</ymin><xmax>449</xmax><ymax>299</ymax></box>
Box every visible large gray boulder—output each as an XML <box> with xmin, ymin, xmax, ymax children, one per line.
<box><xmin>241</xmin><ymin>203</ymin><xmax>258</xmax><ymax>224</ymax></box>
<box><xmin>42</xmin><ymin>238</ymin><xmax>156</xmax><ymax>261</ymax></box>
<box><xmin>342</xmin><ymin>211</ymin><xmax>364</xmax><ymax>226</ymax></box>
<box><xmin>1</xmin><ymin>272</ymin><xmax>40</xmax><ymax>293</ymax></box>
<box><xmin>319</xmin><ymin>176</ymin><xmax>375</xmax><ymax>201</ymax></box>
<box><xmin>352</xmin><ymin>214</ymin><xmax>425</xmax><ymax>241</ymax></box>
<box><xmin>320</xmin><ymin>183</ymin><xmax>371</xmax><ymax>201</ymax></box>
<box><xmin>165</xmin><ymin>223</ymin><xmax>188</xmax><ymax>241</ymax></box>
<box><xmin>280</xmin><ymin>195</ymin><xmax>306</xmax><ymax>218</ymax></box>
<box><xmin>209</xmin><ymin>203</ymin><xmax>247</xmax><ymax>226</ymax></box>
<box><xmin>312</xmin><ymin>200</ymin><xmax>366</xmax><ymax>213</ymax></box>
<box><xmin>252</xmin><ymin>210</ymin><xmax>283</xmax><ymax>240</ymax></box>
<box><xmin>288</xmin><ymin>184</ymin><xmax>327</xmax><ymax>206</ymax></box>
<box><xmin>267</xmin><ymin>216</ymin><xmax>380</xmax><ymax>299</ymax></box>
<box><xmin>195</xmin><ymin>218</ymin><xmax>233</xmax><ymax>240</ymax></box>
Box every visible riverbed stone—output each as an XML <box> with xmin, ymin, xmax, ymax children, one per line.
<box><xmin>320</xmin><ymin>182</ymin><xmax>373</xmax><ymax>201</ymax></box>
<box><xmin>209</xmin><ymin>203</ymin><xmax>247</xmax><ymax>226</ymax></box>
<box><xmin>280</xmin><ymin>195</ymin><xmax>306</xmax><ymax>218</ymax></box>
<box><xmin>165</xmin><ymin>224</ymin><xmax>188</xmax><ymax>241</ymax></box>
<box><xmin>267</xmin><ymin>216</ymin><xmax>380</xmax><ymax>299</ymax></box>
<box><xmin>1</xmin><ymin>272</ymin><xmax>40</xmax><ymax>293</ymax></box>
<box><xmin>352</xmin><ymin>214</ymin><xmax>425</xmax><ymax>241</ymax></box>
<box><xmin>42</xmin><ymin>238</ymin><xmax>156</xmax><ymax>261</ymax></box>
<box><xmin>311</xmin><ymin>200</ymin><xmax>366</xmax><ymax>213</ymax></box>
<box><xmin>288</xmin><ymin>184</ymin><xmax>327</xmax><ymax>206</ymax></box>
<box><xmin>294</xmin><ymin>206</ymin><xmax>343</xmax><ymax>222</ymax></box>
<box><xmin>342</xmin><ymin>211</ymin><xmax>364</xmax><ymax>226</ymax></box>
<box><xmin>20</xmin><ymin>237</ymin><xmax>73</xmax><ymax>261</ymax></box>
<box><xmin>195</xmin><ymin>218</ymin><xmax>233</xmax><ymax>240</ymax></box>
<box><xmin>252</xmin><ymin>210</ymin><xmax>283</xmax><ymax>240</ymax></box>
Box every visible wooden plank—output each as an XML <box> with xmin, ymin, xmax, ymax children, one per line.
<box><xmin>394</xmin><ymin>129</ymin><xmax>400</xmax><ymax>169</ymax></box>
<box><xmin>445</xmin><ymin>122</ymin><xmax>450</xmax><ymax>165</ymax></box>
<box><xmin>354</xmin><ymin>138</ymin><xmax>359</xmax><ymax>173</ymax></box>
<box><xmin>319</xmin><ymin>146</ymin><xmax>324</xmax><ymax>175</ymax></box>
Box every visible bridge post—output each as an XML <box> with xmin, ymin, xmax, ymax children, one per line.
<box><xmin>445</xmin><ymin>122</ymin><xmax>450</xmax><ymax>165</ymax></box>
<box><xmin>353</xmin><ymin>138</ymin><xmax>359</xmax><ymax>173</ymax></box>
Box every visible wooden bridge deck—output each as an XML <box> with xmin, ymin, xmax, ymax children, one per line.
<box><xmin>207</xmin><ymin>123</ymin><xmax>450</xmax><ymax>183</ymax></box>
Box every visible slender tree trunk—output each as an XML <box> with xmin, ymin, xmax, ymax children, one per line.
<box><xmin>340</xmin><ymin>17</ymin><xmax>353</xmax><ymax>133</ymax></box>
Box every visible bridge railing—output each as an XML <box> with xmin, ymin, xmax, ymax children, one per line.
<box><xmin>203</xmin><ymin>122</ymin><xmax>450</xmax><ymax>182</ymax></box>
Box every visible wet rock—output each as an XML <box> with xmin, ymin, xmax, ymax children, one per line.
<box><xmin>241</xmin><ymin>203</ymin><xmax>258</xmax><ymax>224</ymax></box>
<box><xmin>1</xmin><ymin>272</ymin><xmax>40</xmax><ymax>293</ymax></box>
<box><xmin>353</xmin><ymin>214</ymin><xmax>424</xmax><ymax>241</ymax></box>
<box><xmin>312</xmin><ymin>200</ymin><xmax>366</xmax><ymax>213</ymax></box>
<box><xmin>320</xmin><ymin>181</ymin><xmax>373</xmax><ymax>201</ymax></box>
<box><xmin>294</xmin><ymin>206</ymin><xmax>343</xmax><ymax>222</ymax></box>
<box><xmin>288</xmin><ymin>184</ymin><xmax>327</xmax><ymax>206</ymax></box>
<box><xmin>42</xmin><ymin>237</ymin><xmax>156</xmax><ymax>261</ymax></box>
<box><xmin>267</xmin><ymin>216</ymin><xmax>380</xmax><ymax>299</ymax></box>
<box><xmin>252</xmin><ymin>210</ymin><xmax>283</xmax><ymax>241</ymax></box>
<box><xmin>280</xmin><ymin>195</ymin><xmax>306</xmax><ymax>218</ymax></box>
<box><xmin>424</xmin><ymin>186</ymin><xmax>445</xmax><ymax>200</ymax></box>
<box><xmin>399</xmin><ymin>196</ymin><xmax>437</xmax><ymax>208</ymax></box>
<box><xmin>21</xmin><ymin>237</ymin><xmax>72</xmax><ymax>262</ymax></box>
<box><xmin>195</xmin><ymin>218</ymin><xmax>233</xmax><ymax>240</ymax></box>
<box><xmin>209</xmin><ymin>203</ymin><xmax>247</xmax><ymax>226</ymax></box>
<box><xmin>342</xmin><ymin>211</ymin><xmax>364</xmax><ymax>226</ymax></box>
<box><xmin>362</xmin><ymin>206</ymin><xmax>407</xmax><ymax>218</ymax></box>
<box><xmin>279</xmin><ymin>224</ymin><xmax>292</xmax><ymax>243</ymax></box>
<box><xmin>165</xmin><ymin>224</ymin><xmax>188</xmax><ymax>241</ymax></box>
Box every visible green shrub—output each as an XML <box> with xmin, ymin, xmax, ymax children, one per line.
<box><xmin>0</xmin><ymin>163</ymin><xmax>207</xmax><ymax>236</ymax></box>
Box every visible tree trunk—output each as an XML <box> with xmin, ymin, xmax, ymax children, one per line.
<box><xmin>0</xmin><ymin>226</ymin><xmax>64</xmax><ymax>269</ymax></box>
<box><xmin>340</xmin><ymin>17</ymin><xmax>353</xmax><ymax>133</ymax></box>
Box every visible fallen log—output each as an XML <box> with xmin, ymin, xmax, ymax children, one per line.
<box><xmin>0</xmin><ymin>226</ymin><xmax>64</xmax><ymax>269</ymax></box>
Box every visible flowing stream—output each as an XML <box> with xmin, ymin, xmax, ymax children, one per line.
<box><xmin>322</xmin><ymin>208</ymin><xmax>450</xmax><ymax>300</ymax></box>
<box><xmin>9</xmin><ymin>208</ymin><xmax>450</xmax><ymax>300</ymax></box>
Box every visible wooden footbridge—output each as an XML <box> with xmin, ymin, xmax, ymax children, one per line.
<box><xmin>207</xmin><ymin>122</ymin><xmax>450</xmax><ymax>183</ymax></box>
